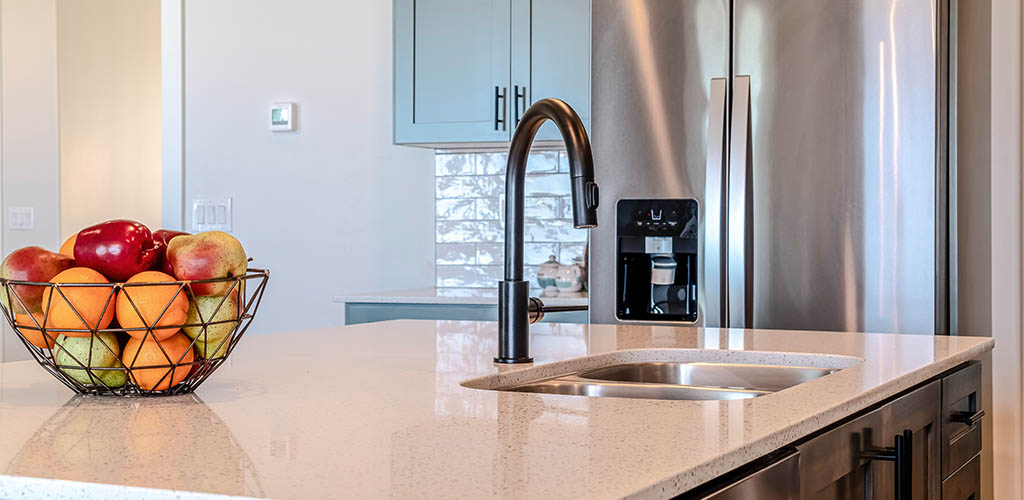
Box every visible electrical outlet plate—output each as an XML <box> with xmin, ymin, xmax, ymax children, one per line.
<box><xmin>192</xmin><ymin>198</ymin><xmax>232</xmax><ymax>232</ymax></box>
<box><xmin>7</xmin><ymin>207</ymin><xmax>34</xmax><ymax>231</ymax></box>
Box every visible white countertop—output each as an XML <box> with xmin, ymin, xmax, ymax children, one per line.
<box><xmin>340</xmin><ymin>287</ymin><xmax>589</xmax><ymax>307</ymax></box>
<box><xmin>0</xmin><ymin>321</ymin><xmax>993</xmax><ymax>499</ymax></box>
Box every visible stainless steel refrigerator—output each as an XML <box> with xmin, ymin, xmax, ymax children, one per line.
<box><xmin>588</xmin><ymin>0</ymin><xmax>953</xmax><ymax>335</ymax></box>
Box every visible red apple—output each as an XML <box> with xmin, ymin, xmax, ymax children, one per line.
<box><xmin>73</xmin><ymin>220</ymin><xmax>158</xmax><ymax>282</ymax></box>
<box><xmin>0</xmin><ymin>246</ymin><xmax>75</xmax><ymax>313</ymax></box>
<box><xmin>166</xmin><ymin>231</ymin><xmax>248</xmax><ymax>296</ymax></box>
<box><xmin>152</xmin><ymin>229</ymin><xmax>190</xmax><ymax>275</ymax></box>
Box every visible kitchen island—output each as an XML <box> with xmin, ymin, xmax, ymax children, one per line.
<box><xmin>0</xmin><ymin>321</ymin><xmax>993</xmax><ymax>499</ymax></box>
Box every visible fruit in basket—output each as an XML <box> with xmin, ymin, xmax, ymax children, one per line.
<box><xmin>54</xmin><ymin>332</ymin><xmax>126</xmax><ymax>387</ymax></box>
<box><xmin>0</xmin><ymin>247</ymin><xmax>76</xmax><ymax>313</ymax></box>
<box><xmin>43</xmin><ymin>268</ymin><xmax>116</xmax><ymax>335</ymax></box>
<box><xmin>123</xmin><ymin>332</ymin><xmax>194</xmax><ymax>391</ymax></box>
<box><xmin>116</xmin><ymin>271</ymin><xmax>188</xmax><ymax>341</ymax></box>
<box><xmin>73</xmin><ymin>220</ymin><xmax>159</xmax><ymax>282</ymax></box>
<box><xmin>15</xmin><ymin>312</ymin><xmax>56</xmax><ymax>349</ymax></box>
<box><xmin>196</xmin><ymin>336</ymin><xmax>230</xmax><ymax>359</ymax></box>
<box><xmin>183</xmin><ymin>289</ymin><xmax>241</xmax><ymax>342</ymax></box>
<box><xmin>152</xmin><ymin>229</ymin><xmax>190</xmax><ymax>275</ymax></box>
<box><xmin>59</xmin><ymin>234</ymin><xmax>77</xmax><ymax>257</ymax></box>
<box><xmin>166</xmin><ymin>231</ymin><xmax>248</xmax><ymax>296</ymax></box>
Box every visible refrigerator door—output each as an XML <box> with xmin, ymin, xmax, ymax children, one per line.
<box><xmin>589</xmin><ymin>0</ymin><xmax>730</xmax><ymax>326</ymax></box>
<box><xmin>732</xmin><ymin>0</ymin><xmax>940</xmax><ymax>333</ymax></box>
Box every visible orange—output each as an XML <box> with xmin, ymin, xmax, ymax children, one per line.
<box><xmin>43</xmin><ymin>268</ymin><xmax>115</xmax><ymax>336</ymax></box>
<box><xmin>123</xmin><ymin>332</ymin><xmax>194</xmax><ymax>391</ymax></box>
<box><xmin>58</xmin><ymin>234</ymin><xmax>77</xmax><ymax>257</ymax></box>
<box><xmin>116</xmin><ymin>271</ymin><xmax>188</xmax><ymax>341</ymax></box>
<box><xmin>15</xmin><ymin>312</ymin><xmax>56</xmax><ymax>349</ymax></box>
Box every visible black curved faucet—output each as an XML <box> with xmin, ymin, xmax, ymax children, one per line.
<box><xmin>496</xmin><ymin>98</ymin><xmax>599</xmax><ymax>364</ymax></box>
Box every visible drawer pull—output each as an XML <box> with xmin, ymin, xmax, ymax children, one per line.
<box><xmin>951</xmin><ymin>409</ymin><xmax>985</xmax><ymax>426</ymax></box>
<box><xmin>862</xmin><ymin>430</ymin><xmax>913</xmax><ymax>500</ymax></box>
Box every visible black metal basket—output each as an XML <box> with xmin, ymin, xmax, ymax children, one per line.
<box><xmin>0</xmin><ymin>268</ymin><xmax>269</xmax><ymax>396</ymax></box>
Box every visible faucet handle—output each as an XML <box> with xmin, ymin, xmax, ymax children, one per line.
<box><xmin>586</xmin><ymin>181</ymin><xmax>600</xmax><ymax>209</ymax></box>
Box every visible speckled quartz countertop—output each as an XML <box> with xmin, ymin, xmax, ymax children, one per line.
<box><xmin>339</xmin><ymin>287</ymin><xmax>588</xmax><ymax>307</ymax></box>
<box><xmin>0</xmin><ymin>321</ymin><xmax>993</xmax><ymax>499</ymax></box>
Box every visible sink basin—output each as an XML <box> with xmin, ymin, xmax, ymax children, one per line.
<box><xmin>577</xmin><ymin>362</ymin><xmax>835</xmax><ymax>392</ymax></box>
<box><xmin>461</xmin><ymin>349</ymin><xmax>862</xmax><ymax>401</ymax></box>
<box><xmin>510</xmin><ymin>376</ymin><xmax>769</xmax><ymax>400</ymax></box>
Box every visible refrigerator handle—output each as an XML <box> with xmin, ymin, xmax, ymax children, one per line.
<box><xmin>727</xmin><ymin>75</ymin><xmax>753</xmax><ymax>328</ymax></box>
<box><xmin>703</xmin><ymin>78</ymin><xmax>729</xmax><ymax>327</ymax></box>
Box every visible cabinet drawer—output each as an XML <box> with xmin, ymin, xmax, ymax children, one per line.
<box><xmin>941</xmin><ymin>454</ymin><xmax>980</xmax><ymax>500</ymax></box>
<box><xmin>942</xmin><ymin>362</ymin><xmax>983</xmax><ymax>478</ymax></box>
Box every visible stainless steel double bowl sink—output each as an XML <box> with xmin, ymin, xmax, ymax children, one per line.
<box><xmin>462</xmin><ymin>350</ymin><xmax>861</xmax><ymax>401</ymax></box>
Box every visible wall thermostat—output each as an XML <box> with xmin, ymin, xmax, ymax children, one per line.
<box><xmin>270</xmin><ymin>102</ymin><xmax>295</xmax><ymax>132</ymax></box>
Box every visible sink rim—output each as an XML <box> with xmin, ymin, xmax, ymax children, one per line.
<box><xmin>460</xmin><ymin>348</ymin><xmax>864</xmax><ymax>394</ymax></box>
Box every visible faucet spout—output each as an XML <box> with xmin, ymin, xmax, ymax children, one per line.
<box><xmin>497</xmin><ymin>98</ymin><xmax>599</xmax><ymax>364</ymax></box>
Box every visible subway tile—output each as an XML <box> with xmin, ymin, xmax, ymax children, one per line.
<box><xmin>436</xmin><ymin>199</ymin><xmax>475</xmax><ymax>220</ymax></box>
<box><xmin>435</xmin><ymin>153</ymin><xmax>476</xmax><ymax>176</ymax></box>
<box><xmin>436</xmin><ymin>220</ymin><xmax>504</xmax><ymax>243</ymax></box>
<box><xmin>478</xmin><ymin>176</ymin><xmax>504</xmax><ymax>197</ymax></box>
<box><xmin>526</xmin><ymin>151</ymin><xmax>559</xmax><ymax>173</ymax></box>
<box><xmin>436</xmin><ymin>243</ymin><xmax>476</xmax><ymax>265</ymax></box>
<box><xmin>476</xmin><ymin>243</ymin><xmax>504</xmax><ymax>265</ymax></box>
<box><xmin>559</xmin><ymin>196</ymin><xmax>573</xmax><ymax>219</ymax></box>
<box><xmin>476</xmin><ymin>197</ymin><xmax>502</xmax><ymax>221</ymax></box>
<box><xmin>477</xmin><ymin>153</ymin><xmax>507</xmax><ymax>175</ymax></box>
<box><xmin>525</xmin><ymin>174</ymin><xmax>571</xmax><ymax>197</ymax></box>
<box><xmin>525</xmin><ymin>219</ymin><xmax>589</xmax><ymax>243</ymax></box>
<box><xmin>436</xmin><ymin>176</ymin><xmax>481</xmax><ymax>199</ymax></box>
<box><xmin>436</xmin><ymin>265</ymin><xmax>502</xmax><ymax>288</ymax></box>
<box><xmin>559</xmin><ymin>243</ymin><xmax>586</xmax><ymax>264</ymax></box>
<box><xmin>524</xmin><ymin>197</ymin><xmax>561</xmax><ymax>219</ymax></box>
<box><xmin>558</xmin><ymin>151</ymin><xmax>570</xmax><ymax>173</ymax></box>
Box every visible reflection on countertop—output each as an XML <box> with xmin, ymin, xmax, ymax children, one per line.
<box><xmin>338</xmin><ymin>287</ymin><xmax>588</xmax><ymax>307</ymax></box>
<box><xmin>0</xmin><ymin>320</ymin><xmax>993</xmax><ymax>499</ymax></box>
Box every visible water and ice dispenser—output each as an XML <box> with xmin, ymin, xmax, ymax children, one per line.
<box><xmin>615</xmin><ymin>199</ymin><xmax>699</xmax><ymax>322</ymax></box>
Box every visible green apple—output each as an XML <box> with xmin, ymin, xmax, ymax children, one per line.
<box><xmin>54</xmin><ymin>333</ymin><xmax>126</xmax><ymax>388</ymax></box>
<box><xmin>166</xmin><ymin>231</ymin><xmax>247</xmax><ymax>296</ymax></box>
<box><xmin>183</xmin><ymin>290</ymin><xmax>241</xmax><ymax>342</ymax></box>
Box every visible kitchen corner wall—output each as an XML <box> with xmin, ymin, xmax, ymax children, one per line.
<box><xmin>434</xmin><ymin>151</ymin><xmax>588</xmax><ymax>290</ymax></box>
<box><xmin>176</xmin><ymin>0</ymin><xmax>436</xmax><ymax>333</ymax></box>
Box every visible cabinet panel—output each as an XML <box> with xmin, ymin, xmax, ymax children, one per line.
<box><xmin>394</xmin><ymin>0</ymin><xmax>511</xmax><ymax>144</ymax></box>
<box><xmin>512</xmin><ymin>0</ymin><xmax>591</xmax><ymax>141</ymax></box>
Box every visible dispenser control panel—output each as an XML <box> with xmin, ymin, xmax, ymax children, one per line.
<box><xmin>617</xmin><ymin>199</ymin><xmax>698</xmax><ymax>238</ymax></box>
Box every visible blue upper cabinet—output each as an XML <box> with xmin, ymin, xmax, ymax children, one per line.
<box><xmin>394</xmin><ymin>0</ymin><xmax>591</xmax><ymax>145</ymax></box>
<box><xmin>512</xmin><ymin>0</ymin><xmax>592</xmax><ymax>142</ymax></box>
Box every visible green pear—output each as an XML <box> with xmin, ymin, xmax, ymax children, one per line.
<box><xmin>195</xmin><ymin>336</ymin><xmax>230</xmax><ymax>360</ymax></box>
<box><xmin>183</xmin><ymin>289</ymin><xmax>241</xmax><ymax>342</ymax></box>
<box><xmin>54</xmin><ymin>333</ymin><xmax>126</xmax><ymax>388</ymax></box>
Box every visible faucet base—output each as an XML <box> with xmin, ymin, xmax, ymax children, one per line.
<box><xmin>496</xmin><ymin>279</ymin><xmax>533</xmax><ymax>364</ymax></box>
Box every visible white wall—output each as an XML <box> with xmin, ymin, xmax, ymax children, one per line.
<box><xmin>57</xmin><ymin>0</ymin><xmax>162</xmax><ymax>237</ymax></box>
<box><xmin>175</xmin><ymin>0</ymin><xmax>436</xmax><ymax>333</ymax></box>
<box><xmin>0</xmin><ymin>0</ymin><xmax>61</xmax><ymax>362</ymax></box>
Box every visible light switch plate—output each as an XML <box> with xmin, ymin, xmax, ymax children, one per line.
<box><xmin>192</xmin><ymin>198</ymin><xmax>232</xmax><ymax>232</ymax></box>
<box><xmin>7</xmin><ymin>207</ymin><xmax>34</xmax><ymax>231</ymax></box>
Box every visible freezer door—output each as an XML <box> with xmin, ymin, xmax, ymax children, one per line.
<box><xmin>589</xmin><ymin>0</ymin><xmax>730</xmax><ymax>326</ymax></box>
<box><xmin>732</xmin><ymin>0</ymin><xmax>940</xmax><ymax>333</ymax></box>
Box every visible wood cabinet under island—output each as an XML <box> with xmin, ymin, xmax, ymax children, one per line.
<box><xmin>0</xmin><ymin>321</ymin><xmax>993</xmax><ymax>499</ymax></box>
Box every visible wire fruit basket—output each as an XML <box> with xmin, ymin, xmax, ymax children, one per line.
<box><xmin>0</xmin><ymin>268</ymin><xmax>269</xmax><ymax>396</ymax></box>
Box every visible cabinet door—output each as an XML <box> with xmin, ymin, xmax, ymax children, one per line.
<box><xmin>797</xmin><ymin>380</ymin><xmax>942</xmax><ymax>499</ymax></box>
<box><xmin>511</xmin><ymin>0</ymin><xmax>591</xmax><ymax>141</ymax></box>
<box><xmin>394</xmin><ymin>0</ymin><xmax>511</xmax><ymax>144</ymax></box>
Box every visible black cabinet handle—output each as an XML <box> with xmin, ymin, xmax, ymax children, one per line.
<box><xmin>494</xmin><ymin>86</ymin><xmax>507</xmax><ymax>131</ymax></box>
<box><xmin>862</xmin><ymin>430</ymin><xmax>913</xmax><ymax>500</ymax></box>
<box><xmin>514</xmin><ymin>85</ymin><xmax>527</xmax><ymax>127</ymax></box>
<box><xmin>951</xmin><ymin>409</ymin><xmax>985</xmax><ymax>426</ymax></box>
